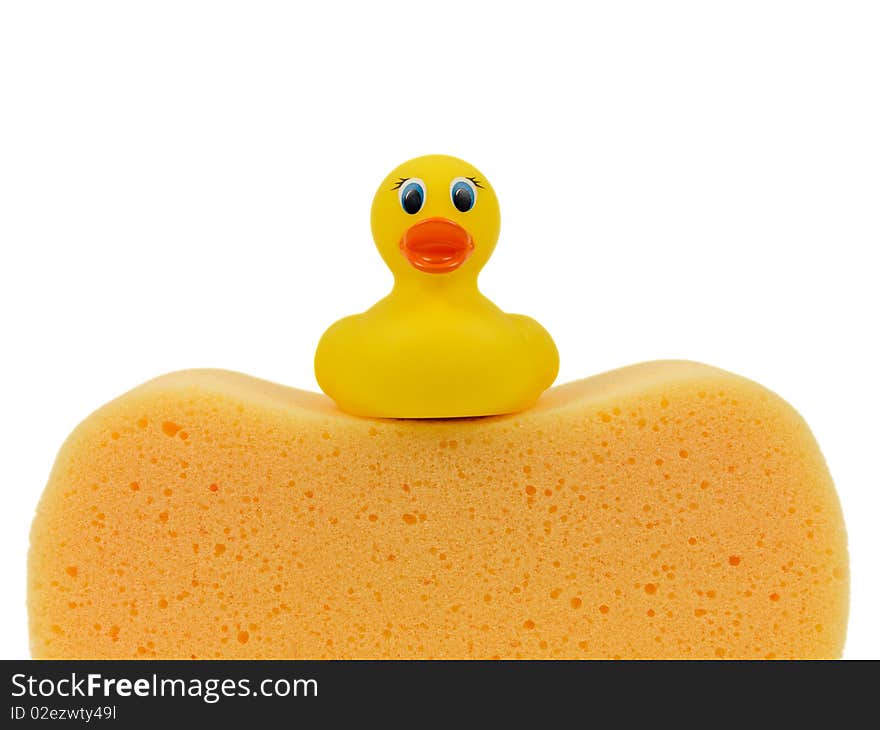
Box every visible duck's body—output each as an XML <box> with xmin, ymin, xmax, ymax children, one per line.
<box><xmin>315</xmin><ymin>154</ymin><xmax>559</xmax><ymax>419</ymax></box>
<box><xmin>316</xmin><ymin>286</ymin><xmax>558</xmax><ymax>418</ymax></box>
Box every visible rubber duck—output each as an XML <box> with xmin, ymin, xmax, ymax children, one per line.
<box><xmin>314</xmin><ymin>154</ymin><xmax>559</xmax><ymax>418</ymax></box>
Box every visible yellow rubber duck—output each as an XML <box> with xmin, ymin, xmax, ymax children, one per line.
<box><xmin>315</xmin><ymin>154</ymin><xmax>559</xmax><ymax>418</ymax></box>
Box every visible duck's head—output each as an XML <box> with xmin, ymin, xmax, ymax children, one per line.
<box><xmin>371</xmin><ymin>154</ymin><xmax>500</xmax><ymax>283</ymax></box>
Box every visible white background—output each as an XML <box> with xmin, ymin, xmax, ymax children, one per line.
<box><xmin>1</xmin><ymin>1</ymin><xmax>877</xmax><ymax>659</ymax></box>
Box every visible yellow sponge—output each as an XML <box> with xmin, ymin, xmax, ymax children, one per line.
<box><xmin>28</xmin><ymin>361</ymin><xmax>848</xmax><ymax>658</ymax></box>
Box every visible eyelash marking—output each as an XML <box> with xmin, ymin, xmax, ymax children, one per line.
<box><xmin>391</xmin><ymin>177</ymin><xmax>410</xmax><ymax>190</ymax></box>
<box><xmin>466</xmin><ymin>176</ymin><xmax>484</xmax><ymax>189</ymax></box>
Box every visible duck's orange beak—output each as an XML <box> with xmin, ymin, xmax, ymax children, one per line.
<box><xmin>400</xmin><ymin>217</ymin><xmax>474</xmax><ymax>274</ymax></box>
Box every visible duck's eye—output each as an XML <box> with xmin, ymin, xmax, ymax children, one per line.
<box><xmin>450</xmin><ymin>177</ymin><xmax>477</xmax><ymax>212</ymax></box>
<box><xmin>399</xmin><ymin>179</ymin><xmax>426</xmax><ymax>215</ymax></box>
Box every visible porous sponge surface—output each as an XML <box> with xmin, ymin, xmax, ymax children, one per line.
<box><xmin>29</xmin><ymin>361</ymin><xmax>848</xmax><ymax>658</ymax></box>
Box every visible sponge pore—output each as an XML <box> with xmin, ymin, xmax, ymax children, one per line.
<box><xmin>28</xmin><ymin>361</ymin><xmax>848</xmax><ymax>658</ymax></box>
